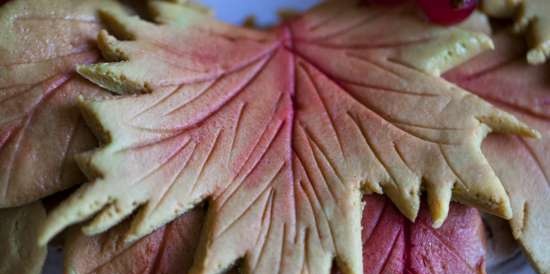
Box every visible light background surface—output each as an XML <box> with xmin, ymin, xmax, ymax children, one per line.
<box><xmin>42</xmin><ymin>1</ymin><xmax>536</xmax><ymax>273</ymax></box>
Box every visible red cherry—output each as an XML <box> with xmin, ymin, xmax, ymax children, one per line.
<box><xmin>416</xmin><ymin>0</ymin><xmax>478</xmax><ymax>25</ymax></box>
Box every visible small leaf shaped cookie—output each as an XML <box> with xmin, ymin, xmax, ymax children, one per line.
<box><xmin>445</xmin><ymin>31</ymin><xmax>550</xmax><ymax>274</ymax></box>
<box><xmin>0</xmin><ymin>0</ymin><xmax>122</xmax><ymax>207</ymax></box>
<box><xmin>41</xmin><ymin>1</ymin><xmax>537</xmax><ymax>274</ymax></box>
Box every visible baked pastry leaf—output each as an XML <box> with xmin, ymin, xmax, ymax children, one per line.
<box><xmin>481</xmin><ymin>0</ymin><xmax>550</xmax><ymax>64</ymax></box>
<box><xmin>445</xmin><ymin>30</ymin><xmax>550</xmax><ymax>274</ymax></box>
<box><xmin>65</xmin><ymin>196</ymin><xmax>485</xmax><ymax>274</ymax></box>
<box><xmin>41</xmin><ymin>1</ymin><xmax>537</xmax><ymax>273</ymax></box>
<box><xmin>0</xmin><ymin>0</ymin><xmax>122</xmax><ymax>207</ymax></box>
<box><xmin>0</xmin><ymin>202</ymin><xmax>47</xmax><ymax>274</ymax></box>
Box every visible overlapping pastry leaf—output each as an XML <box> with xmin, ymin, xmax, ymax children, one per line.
<box><xmin>65</xmin><ymin>196</ymin><xmax>485</xmax><ymax>274</ymax></box>
<box><xmin>65</xmin><ymin>208</ymin><xmax>208</xmax><ymax>274</ymax></box>
<box><xmin>445</xmin><ymin>31</ymin><xmax>550</xmax><ymax>274</ymax></box>
<box><xmin>342</xmin><ymin>196</ymin><xmax>486</xmax><ymax>274</ymax></box>
<box><xmin>41</xmin><ymin>1</ymin><xmax>537</xmax><ymax>274</ymax></box>
<box><xmin>481</xmin><ymin>0</ymin><xmax>550</xmax><ymax>64</ymax></box>
<box><xmin>0</xmin><ymin>0</ymin><xmax>121</xmax><ymax>207</ymax></box>
<box><xmin>0</xmin><ymin>202</ymin><xmax>47</xmax><ymax>274</ymax></box>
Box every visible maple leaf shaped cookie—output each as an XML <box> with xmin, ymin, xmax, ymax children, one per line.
<box><xmin>64</xmin><ymin>196</ymin><xmax>485</xmax><ymax>274</ymax></box>
<box><xmin>40</xmin><ymin>1</ymin><xmax>538</xmax><ymax>274</ymax></box>
<box><xmin>339</xmin><ymin>196</ymin><xmax>486</xmax><ymax>274</ymax></box>
<box><xmin>482</xmin><ymin>0</ymin><xmax>550</xmax><ymax>64</ymax></box>
<box><xmin>64</xmin><ymin>208</ymin><xmax>207</xmax><ymax>274</ymax></box>
<box><xmin>0</xmin><ymin>0</ymin><xmax>122</xmax><ymax>207</ymax></box>
<box><xmin>445</xmin><ymin>31</ymin><xmax>550</xmax><ymax>274</ymax></box>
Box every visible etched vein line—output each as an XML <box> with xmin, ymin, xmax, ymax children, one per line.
<box><xmin>438</xmin><ymin>145</ymin><xmax>470</xmax><ymax>192</ymax></box>
<box><xmin>152</xmin><ymin>142</ymin><xmax>197</xmax><ymax>214</ymax></box>
<box><xmin>251</xmin><ymin>189</ymin><xmax>273</xmax><ymax>269</ymax></box>
<box><xmin>149</xmin><ymin>42</ymin><xmax>213</xmax><ymax>72</ymax></box>
<box><xmin>347</xmin><ymin>52</ymin><xmax>404</xmax><ymax>80</ymax></box>
<box><xmin>391</xmin><ymin>122</ymin><xmax>458</xmax><ymax>145</ymax></box>
<box><xmin>190</xmin><ymin>128</ymin><xmax>223</xmax><ymax>193</ymax></box>
<box><xmin>129</xmin><ymin>51</ymin><xmax>275</xmax><ymax>133</ymax></box>
<box><xmin>131</xmin><ymin>84</ymin><xmax>185</xmax><ymax>119</ymax></box>
<box><xmin>300</xmin><ymin>228</ymin><xmax>308</xmax><ymax>273</ymax></box>
<box><xmin>276</xmin><ymin>224</ymin><xmax>287</xmax><ymax>274</ymax></box>
<box><xmin>215</xmin><ymin>163</ymin><xmax>284</xmax><ymax>239</ymax></box>
<box><xmin>56</xmin><ymin>116</ymin><xmax>81</xmax><ymax>184</ymax></box>
<box><xmin>229</xmin><ymin>102</ymin><xmax>247</xmax><ymax>162</ymax></box>
<box><xmin>291</xmin><ymin>154</ymin><xmax>302</xmax><ymax>240</ymax></box>
<box><xmin>148</xmin><ymin>226</ymin><xmax>170</xmax><ymax>274</ymax></box>
<box><xmin>0</xmin><ymin>124</ymin><xmax>18</xmax><ymax>150</ymax></box>
<box><xmin>301</xmin><ymin>180</ymin><xmax>325</xmax><ymax>248</ymax></box>
<box><xmin>305</xmin><ymin>36</ymin><xmax>433</xmax><ymax>51</ymax></box>
<box><xmin>0</xmin><ymin>75</ymin><xmax>56</xmax><ymax>105</ymax></box>
<box><xmin>304</xmin><ymin>227</ymin><xmax>311</xmax><ymax>272</ymax></box>
<box><xmin>296</xmin><ymin>51</ymin><xmax>461</xmax><ymax>147</ymax></box>
<box><xmin>294</xmin><ymin>154</ymin><xmax>324</xmax><ymax>241</ymax></box>
<box><xmin>392</xmin><ymin>120</ymin><xmax>463</xmax><ymax>131</ymax></box>
<box><xmin>295</xmin><ymin>148</ymin><xmax>338</xmax><ymax>252</ymax></box>
<box><xmin>336</xmin><ymin>77</ymin><xmax>439</xmax><ymax>98</ymax></box>
<box><xmin>162</xmin><ymin>78</ymin><xmax>219</xmax><ymax>116</ymax></box>
<box><xmin>84</xmin><ymin>238</ymin><xmax>148</xmax><ymax>274</ymax></box>
<box><xmin>151</xmin><ymin>39</ymin><xmax>278</xmax><ymax>80</ymax></box>
<box><xmin>118</xmin><ymin>127</ymin><xmax>189</xmax><ymax>152</ymax></box>
<box><xmin>2</xmin><ymin>75</ymin><xmax>72</xmax><ymax>197</ymax></box>
<box><xmin>364</xmin><ymin>200</ymin><xmax>386</xmax><ymax>244</ymax></box>
<box><xmin>301</xmin><ymin>124</ymin><xmax>339</xmax><ymax>202</ymax></box>
<box><xmin>218</xmin><ymin>119</ymin><xmax>285</xmax><ymax>210</ymax></box>
<box><xmin>253</xmin><ymin>189</ymin><xmax>275</xmax><ymax>271</ymax></box>
<box><xmin>299</xmin><ymin>63</ymin><xmax>345</xmax><ymax>158</ymax></box>
<box><xmin>130</xmin><ymin>136</ymin><xmax>191</xmax><ymax>186</ymax></box>
<box><xmin>234</xmin><ymin>119</ymin><xmax>285</xmax><ymax>181</ymax></box>
<box><xmin>347</xmin><ymin>112</ymin><xmax>399</xmax><ymax>189</ymax></box>
<box><xmin>1</xmin><ymin>119</ymin><xmax>27</xmax><ymax>198</ymax></box>
<box><xmin>376</xmin><ymin>227</ymin><xmax>402</xmax><ymax>274</ymax></box>
<box><xmin>387</xmin><ymin>57</ymin><xmax>425</xmax><ymax>74</ymax></box>
<box><xmin>346</xmin><ymin>83</ymin><xmax>454</xmax><ymax>145</ymax></box>
<box><xmin>302</xmin><ymin>125</ymin><xmax>345</xmax><ymax>188</ymax></box>
<box><xmin>252</xmin><ymin>188</ymin><xmax>275</xmax><ymax>258</ymax></box>
<box><xmin>307</xmin><ymin>135</ymin><xmax>344</xmax><ymax>194</ymax></box>
<box><xmin>221</xmin><ymin>120</ymin><xmax>274</xmax><ymax>204</ymax></box>
<box><xmin>393</xmin><ymin>141</ymin><xmax>414</xmax><ymax>174</ymax></box>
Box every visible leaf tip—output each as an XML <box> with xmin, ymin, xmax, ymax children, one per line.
<box><xmin>77</xmin><ymin>63</ymin><xmax>143</xmax><ymax>94</ymax></box>
<box><xmin>96</xmin><ymin>29</ymin><xmax>129</xmax><ymax>62</ymax></box>
<box><xmin>97</xmin><ymin>7</ymin><xmax>140</xmax><ymax>41</ymax></box>
<box><xmin>478</xmin><ymin>110</ymin><xmax>541</xmax><ymax>139</ymax></box>
<box><xmin>427</xmin><ymin>184</ymin><xmax>452</xmax><ymax>228</ymax></box>
<box><xmin>527</xmin><ymin>44</ymin><xmax>550</xmax><ymax>65</ymax></box>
